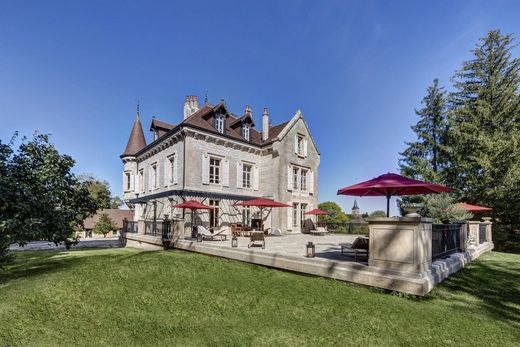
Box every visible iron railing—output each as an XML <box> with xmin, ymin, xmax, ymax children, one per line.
<box><xmin>479</xmin><ymin>224</ymin><xmax>488</xmax><ymax>244</ymax></box>
<box><xmin>144</xmin><ymin>220</ymin><xmax>172</xmax><ymax>239</ymax></box>
<box><xmin>123</xmin><ymin>220</ymin><xmax>138</xmax><ymax>234</ymax></box>
<box><xmin>432</xmin><ymin>224</ymin><xmax>463</xmax><ymax>259</ymax></box>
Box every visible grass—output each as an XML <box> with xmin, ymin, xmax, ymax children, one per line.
<box><xmin>0</xmin><ymin>249</ymin><xmax>519</xmax><ymax>347</ymax></box>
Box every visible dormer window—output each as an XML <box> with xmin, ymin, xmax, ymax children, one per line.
<box><xmin>242</xmin><ymin>124</ymin><xmax>250</xmax><ymax>141</ymax></box>
<box><xmin>215</xmin><ymin>114</ymin><xmax>225</xmax><ymax>133</ymax></box>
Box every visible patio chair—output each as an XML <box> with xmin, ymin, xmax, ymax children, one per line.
<box><xmin>340</xmin><ymin>236</ymin><xmax>369</xmax><ymax>260</ymax></box>
<box><xmin>248</xmin><ymin>231</ymin><xmax>265</xmax><ymax>249</ymax></box>
<box><xmin>266</xmin><ymin>228</ymin><xmax>282</xmax><ymax>236</ymax></box>
<box><xmin>197</xmin><ymin>226</ymin><xmax>227</xmax><ymax>241</ymax></box>
<box><xmin>308</xmin><ymin>220</ymin><xmax>329</xmax><ymax>236</ymax></box>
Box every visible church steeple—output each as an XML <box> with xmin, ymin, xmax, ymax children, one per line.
<box><xmin>121</xmin><ymin>102</ymin><xmax>147</xmax><ymax>157</ymax></box>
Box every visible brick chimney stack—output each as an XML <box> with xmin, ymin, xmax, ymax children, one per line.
<box><xmin>183</xmin><ymin>95</ymin><xmax>199</xmax><ymax>120</ymax></box>
<box><xmin>262</xmin><ymin>107</ymin><xmax>269</xmax><ymax>141</ymax></box>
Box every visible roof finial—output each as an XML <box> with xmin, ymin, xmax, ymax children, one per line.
<box><xmin>136</xmin><ymin>98</ymin><xmax>141</xmax><ymax>119</ymax></box>
<box><xmin>204</xmin><ymin>90</ymin><xmax>208</xmax><ymax>104</ymax></box>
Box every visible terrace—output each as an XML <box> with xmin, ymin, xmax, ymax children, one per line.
<box><xmin>122</xmin><ymin>216</ymin><xmax>494</xmax><ymax>296</ymax></box>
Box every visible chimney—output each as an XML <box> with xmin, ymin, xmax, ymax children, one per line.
<box><xmin>262</xmin><ymin>107</ymin><xmax>269</xmax><ymax>141</ymax></box>
<box><xmin>183</xmin><ymin>95</ymin><xmax>199</xmax><ymax>120</ymax></box>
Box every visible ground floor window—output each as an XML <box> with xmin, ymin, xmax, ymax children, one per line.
<box><xmin>242</xmin><ymin>206</ymin><xmax>251</xmax><ymax>226</ymax></box>
<box><xmin>292</xmin><ymin>203</ymin><xmax>299</xmax><ymax>227</ymax></box>
<box><xmin>209</xmin><ymin>199</ymin><xmax>220</xmax><ymax>228</ymax></box>
<box><xmin>300</xmin><ymin>203</ymin><xmax>307</xmax><ymax>227</ymax></box>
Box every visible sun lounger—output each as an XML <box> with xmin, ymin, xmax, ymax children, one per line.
<box><xmin>248</xmin><ymin>231</ymin><xmax>265</xmax><ymax>249</ymax></box>
<box><xmin>341</xmin><ymin>236</ymin><xmax>369</xmax><ymax>260</ymax></box>
<box><xmin>197</xmin><ymin>226</ymin><xmax>227</xmax><ymax>241</ymax></box>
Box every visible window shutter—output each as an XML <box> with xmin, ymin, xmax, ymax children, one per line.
<box><xmin>304</xmin><ymin>138</ymin><xmax>308</xmax><ymax>157</ymax></box>
<box><xmin>130</xmin><ymin>172</ymin><xmax>134</xmax><ymax>191</ymax></box>
<box><xmin>309</xmin><ymin>170</ymin><xmax>314</xmax><ymax>194</ymax></box>
<box><xmin>253</xmin><ymin>165</ymin><xmax>259</xmax><ymax>191</ymax></box>
<box><xmin>135</xmin><ymin>173</ymin><xmax>139</xmax><ymax>193</ymax></box>
<box><xmin>287</xmin><ymin>165</ymin><xmax>292</xmax><ymax>191</ymax></box>
<box><xmin>148</xmin><ymin>166</ymin><xmax>152</xmax><ymax>191</ymax></box>
<box><xmin>287</xmin><ymin>202</ymin><xmax>293</xmax><ymax>230</ymax></box>
<box><xmin>202</xmin><ymin>154</ymin><xmax>209</xmax><ymax>185</ymax></box>
<box><xmin>223</xmin><ymin>159</ymin><xmax>230</xmax><ymax>187</ymax></box>
<box><xmin>173</xmin><ymin>153</ymin><xmax>178</xmax><ymax>185</ymax></box>
<box><xmin>237</xmin><ymin>162</ymin><xmax>243</xmax><ymax>189</ymax></box>
<box><xmin>164</xmin><ymin>159</ymin><xmax>169</xmax><ymax>187</ymax></box>
<box><xmin>294</xmin><ymin>135</ymin><xmax>298</xmax><ymax>154</ymax></box>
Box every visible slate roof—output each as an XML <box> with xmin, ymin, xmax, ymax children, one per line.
<box><xmin>121</xmin><ymin>114</ymin><xmax>147</xmax><ymax>157</ymax></box>
<box><xmin>83</xmin><ymin>209</ymin><xmax>134</xmax><ymax>230</ymax></box>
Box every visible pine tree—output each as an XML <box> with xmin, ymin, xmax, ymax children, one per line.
<box><xmin>399</xmin><ymin>79</ymin><xmax>449</xmax><ymax>183</ymax></box>
<box><xmin>447</xmin><ymin>30</ymin><xmax>520</xmax><ymax>239</ymax></box>
<box><xmin>94</xmin><ymin>213</ymin><xmax>118</xmax><ymax>238</ymax></box>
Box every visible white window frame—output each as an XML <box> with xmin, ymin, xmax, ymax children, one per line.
<box><xmin>300</xmin><ymin>169</ymin><xmax>307</xmax><ymax>191</ymax></box>
<box><xmin>243</xmin><ymin>124</ymin><xmax>250</xmax><ymax>141</ymax></box>
<box><xmin>124</xmin><ymin>172</ymin><xmax>131</xmax><ymax>192</ymax></box>
<box><xmin>151</xmin><ymin>163</ymin><xmax>158</xmax><ymax>189</ymax></box>
<box><xmin>300</xmin><ymin>203</ymin><xmax>307</xmax><ymax>227</ymax></box>
<box><xmin>139</xmin><ymin>169</ymin><xmax>144</xmax><ymax>193</ymax></box>
<box><xmin>209</xmin><ymin>157</ymin><xmax>221</xmax><ymax>184</ymax></box>
<box><xmin>297</xmin><ymin>135</ymin><xmax>305</xmax><ymax>156</ymax></box>
<box><xmin>209</xmin><ymin>199</ymin><xmax>220</xmax><ymax>228</ymax></box>
<box><xmin>293</xmin><ymin>167</ymin><xmax>299</xmax><ymax>190</ymax></box>
<box><xmin>168</xmin><ymin>154</ymin><xmax>176</xmax><ymax>185</ymax></box>
<box><xmin>292</xmin><ymin>203</ymin><xmax>299</xmax><ymax>228</ymax></box>
<box><xmin>242</xmin><ymin>163</ymin><xmax>252</xmax><ymax>189</ymax></box>
<box><xmin>242</xmin><ymin>206</ymin><xmax>251</xmax><ymax>226</ymax></box>
<box><xmin>215</xmin><ymin>115</ymin><xmax>225</xmax><ymax>133</ymax></box>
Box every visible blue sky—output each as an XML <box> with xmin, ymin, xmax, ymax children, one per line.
<box><xmin>1</xmin><ymin>0</ymin><xmax>519</xmax><ymax>215</ymax></box>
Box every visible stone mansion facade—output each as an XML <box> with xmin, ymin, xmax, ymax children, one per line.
<box><xmin>121</xmin><ymin>96</ymin><xmax>320</xmax><ymax>234</ymax></box>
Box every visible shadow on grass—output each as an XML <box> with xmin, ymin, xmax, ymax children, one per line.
<box><xmin>0</xmin><ymin>249</ymin><xmax>145</xmax><ymax>286</ymax></box>
<box><xmin>430</xmin><ymin>254</ymin><xmax>520</xmax><ymax>328</ymax></box>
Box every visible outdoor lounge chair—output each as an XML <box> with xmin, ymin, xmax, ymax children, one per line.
<box><xmin>197</xmin><ymin>226</ymin><xmax>227</xmax><ymax>241</ymax></box>
<box><xmin>308</xmin><ymin>220</ymin><xmax>329</xmax><ymax>236</ymax></box>
<box><xmin>340</xmin><ymin>236</ymin><xmax>369</xmax><ymax>260</ymax></box>
<box><xmin>248</xmin><ymin>231</ymin><xmax>265</xmax><ymax>249</ymax></box>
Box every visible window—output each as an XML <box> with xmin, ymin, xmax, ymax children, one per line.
<box><xmin>209</xmin><ymin>200</ymin><xmax>220</xmax><ymax>228</ymax></box>
<box><xmin>215</xmin><ymin>115</ymin><xmax>225</xmax><ymax>133</ymax></box>
<box><xmin>300</xmin><ymin>203</ymin><xmax>307</xmax><ymax>227</ymax></box>
<box><xmin>300</xmin><ymin>169</ymin><xmax>307</xmax><ymax>191</ymax></box>
<box><xmin>243</xmin><ymin>124</ymin><xmax>250</xmax><ymax>141</ymax></box>
<box><xmin>297</xmin><ymin>135</ymin><xmax>305</xmax><ymax>155</ymax></box>
<box><xmin>292</xmin><ymin>203</ymin><xmax>299</xmax><ymax>227</ymax></box>
<box><xmin>125</xmin><ymin>172</ymin><xmax>131</xmax><ymax>191</ymax></box>
<box><xmin>209</xmin><ymin>158</ymin><xmax>221</xmax><ymax>184</ymax></box>
<box><xmin>151</xmin><ymin>163</ymin><xmax>158</xmax><ymax>189</ymax></box>
<box><xmin>293</xmin><ymin>167</ymin><xmax>299</xmax><ymax>190</ymax></box>
<box><xmin>243</xmin><ymin>164</ymin><xmax>252</xmax><ymax>188</ymax></box>
<box><xmin>139</xmin><ymin>169</ymin><xmax>144</xmax><ymax>193</ymax></box>
<box><xmin>242</xmin><ymin>206</ymin><xmax>251</xmax><ymax>226</ymax></box>
<box><xmin>169</xmin><ymin>156</ymin><xmax>175</xmax><ymax>183</ymax></box>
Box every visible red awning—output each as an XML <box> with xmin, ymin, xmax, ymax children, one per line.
<box><xmin>457</xmin><ymin>202</ymin><xmax>492</xmax><ymax>213</ymax></box>
<box><xmin>172</xmin><ymin>200</ymin><xmax>213</xmax><ymax>210</ymax></box>
<box><xmin>235</xmin><ymin>198</ymin><xmax>291</xmax><ymax>208</ymax></box>
<box><xmin>305</xmin><ymin>208</ymin><xmax>331</xmax><ymax>215</ymax></box>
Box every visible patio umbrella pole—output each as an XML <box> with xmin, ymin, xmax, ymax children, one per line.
<box><xmin>386</xmin><ymin>194</ymin><xmax>390</xmax><ymax>217</ymax></box>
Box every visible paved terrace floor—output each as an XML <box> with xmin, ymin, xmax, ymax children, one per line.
<box><xmin>181</xmin><ymin>233</ymin><xmax>367</xmax><ymax>264</ymax></box>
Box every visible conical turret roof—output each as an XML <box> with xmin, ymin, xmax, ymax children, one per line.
<box><xmin>352</xmin><ymin>199</ymin><xmax>359</xmax><ymax>210</ymax></box>
<box><xmin>121</xmin><ymin>112</ymin><xmax>146</xmax><ymax>157</ymax></box>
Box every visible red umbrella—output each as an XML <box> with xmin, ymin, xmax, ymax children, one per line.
<box><xmin>172</xmin><ymin>200</ymin><xmax>212</xmax><ymax>230</ymax></box>
<box><xmin>457</xmin><ymin>202</ymin><xmax>492</xmax><ymax>213</ymax></box>
<box><xmin>305</xmin><ymin>208</ymin><xmax>330</xmax><ymax>215</ymax></box>
<box><xmin>235</xmin><ymin>198</ymin><xmax>290</xmax><ymax>231</ymax></box>
<box><xmin>337</xmin><ymin>173</ymin><xmax>452</xmax><ymax>217</ymax></box>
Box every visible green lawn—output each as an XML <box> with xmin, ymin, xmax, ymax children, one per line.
<box><xmin>1</xmin><ymin>249</ymin><xmax>519</xmax><ymax>347</ymax></box>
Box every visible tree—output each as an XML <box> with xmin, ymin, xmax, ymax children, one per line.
<box><xmin>422</xmin><ymin>194</ymin><xmax>473</xmax><ymax>224</ymax></box>
<box><xmin>94</xmin><ymin>213</ymin><xmax>118</xmax><ymax>238</ymax></box>
<box><xmin>0</xmin><ymin>133</ymin><xmax>97</xmax><ymax>262</ymax></box>
<box><xmin>399</xmin><ymin>79</ymin><xmax>449</xmax><ymax>183</ymax></box>
<box><xmin>446</xmin><ymin>30</ymin><xmax>520</xmax><ymax>237</ymax></box>
<box><xmin>317</xmin><ymin>202</ymin><xmax>350</xmax><ymax>224</ymax></box>
<box><xmin>79</xmin><ymin>174</ymin><xmax>122</xmax><ymax>209</ymax></box>
<box><xmin>369</xmin><ymin>210</ymin><xmax>387</xmax><ymax>218</ymax></box>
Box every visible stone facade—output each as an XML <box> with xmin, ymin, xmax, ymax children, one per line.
<box><xmin>121</xmin><ymin>99</ymin><xmax>320</xmax><ymax>235</ymax></box>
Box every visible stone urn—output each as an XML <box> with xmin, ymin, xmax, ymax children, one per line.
<box><xmin>402</xmin><ymin>203</ymin><xmax>423</xmax><ymax>217</ymax></box>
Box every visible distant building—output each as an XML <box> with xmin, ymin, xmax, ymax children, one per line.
<box><xmin>352</xmin><ymin>199</ymin><xmax>360</xmax><ymax>219</ymax></box>
<box><xmin>80</xmin><ymin>209</ymin><xmax>133</xmax><ymax>238</ymax></box>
